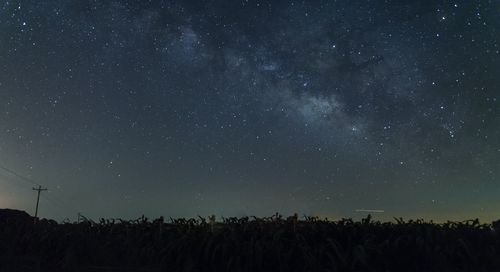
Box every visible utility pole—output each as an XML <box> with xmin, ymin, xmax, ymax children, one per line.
<box><xmin>32</xmin><ymin>185</ymin><xmax>47</xmax><ymax>221</ymax></box>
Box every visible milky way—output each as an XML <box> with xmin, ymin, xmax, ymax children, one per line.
<box><xmin>0</xmin><ymin>0</ymin><xmax>499</xmax><ymax>221</ymax></box>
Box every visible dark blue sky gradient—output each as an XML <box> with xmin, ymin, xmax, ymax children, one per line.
<box><xmin>0</xmin><ymin>0</ymin><xmax>499</xmax><ymax>221</ymax></box>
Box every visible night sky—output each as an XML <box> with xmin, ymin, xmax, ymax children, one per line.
<box><xmin>0</xmin><ymin>0</ymin><xmax>499</xmax><ymax>222</ymax></box>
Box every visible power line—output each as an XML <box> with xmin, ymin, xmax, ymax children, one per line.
<box><xmin>0</xmin><ymin>163</ymin><xmax>47</xmax><ymax>218</ymax></box>
<box><xmin>0</xmin><ymin>163</ymin><xmax>40</xmax><ymax>186</ymax></box>
<box><xmin>0</xmin><ymin>163</ymin><xmax>82</xmax><ymax>220</ymax></box>
<box><xmin>42</xmin><ymin>193</ymin><xmax>80</xmax><ymax>215</ymax></box>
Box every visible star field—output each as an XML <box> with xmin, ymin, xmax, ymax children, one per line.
<box><xmin>0</xmin><ymin>0</ymin><xmax>499</xmax><ymax>221</ymax></box>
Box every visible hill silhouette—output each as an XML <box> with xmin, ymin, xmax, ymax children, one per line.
<box><xmin>0</xmin><ymin>208</ymin><xmax>32</xmax><ymax>221</ymax></box>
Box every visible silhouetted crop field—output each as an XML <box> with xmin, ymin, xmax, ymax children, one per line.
<box><xmin>1</xmin><ymin>213</ymin><xmax>500</xmax><ymax>272</ymax></box>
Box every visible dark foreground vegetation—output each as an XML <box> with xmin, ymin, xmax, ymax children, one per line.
<box><xmin>1</xmin><ymin>210</ymin><xmax>500</xmax><ymax>272</ymax></box>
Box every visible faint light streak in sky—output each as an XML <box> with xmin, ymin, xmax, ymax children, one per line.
<box><xmin>355</xmin><ymin>209</ymin><xmax>385</xmax><ymax>213</ymax></box>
